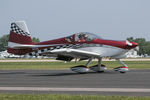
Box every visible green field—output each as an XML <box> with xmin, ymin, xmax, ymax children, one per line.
<box><xmin>0</xmin><ymin>61</ymin><xmax>150</xmax><ymax>70</ymax></box>
<box><xmin>0</xmin><ymin>94</ymin><xmax>149</xmax><ymax>100</ymax></box>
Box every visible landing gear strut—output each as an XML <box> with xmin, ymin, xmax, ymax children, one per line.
<box><xmin>90</xmin><ymin>58</ymin><xmax>107</xmax><ymax>72</ymax></box>
<box><xmin>97</xmin><ymin>58</ymin><xmax>104</xmax><ymax>72</ymax></box>
<box><xmin>71</xmin><ymin>57</ymin><xmax>107</xmax><ymax>73</ymax></box>
<box><xmin>85</xmin><ymin>57</ymin><xmax>93</xmax><ymax>66</ymax></box>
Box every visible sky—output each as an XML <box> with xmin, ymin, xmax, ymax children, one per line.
<box><xmin>0</xmin><ymin>0</ymin><xmax>150</xmax><ymax>41</ymax></box>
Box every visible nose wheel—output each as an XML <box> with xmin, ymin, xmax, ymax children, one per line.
<box><xmin>114</xmin><ymin>66</ymin><xmax>128</xmax><ymax>73</ymax></box>
<box><xmin>114</xmin><ymin>59</ymin><xmax>129</xmax><ymax>73</ymax></box>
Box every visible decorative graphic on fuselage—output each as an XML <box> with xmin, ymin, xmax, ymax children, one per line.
<box><xmin>29</xmin><ymin>43</ymin><xmax>103</xmax><ymax>56</ymax></box>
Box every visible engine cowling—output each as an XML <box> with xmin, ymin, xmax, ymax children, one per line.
<box><xmin>114</xmin><ymin>66</ymin><xmax>128</xmax><ymax>73</ymax></box>
<box><xmin>71</xmin><ymin>65</ymin><xmax>89</xmax><ymax>73</ymax></box>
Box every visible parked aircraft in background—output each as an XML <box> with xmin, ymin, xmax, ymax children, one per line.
<box><xmin>7</xmin><ymin>21</ymin><xmax>138</xmax><ymax>73</ymax></box>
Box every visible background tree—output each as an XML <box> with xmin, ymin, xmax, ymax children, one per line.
<box><xmin>32</xmin><ymin>37</ymin><xmax>40</xmax><ymax>43</ymax></box>
<box><xmin>0</xmin><ymin>34</ymin><xmax>9</xmax><ymax>51</ymax></box>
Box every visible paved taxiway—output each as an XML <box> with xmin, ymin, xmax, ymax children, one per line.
<box><xmin>0</xmin><ymin>69</ymin><xmax>150</xmax><ymax>96</ymax></box>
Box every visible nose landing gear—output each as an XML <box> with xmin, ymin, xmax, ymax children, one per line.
<box><xmin>114</xmin><ymin>59</ymin><xmax>129</xmax><ymax>73</ymax></box>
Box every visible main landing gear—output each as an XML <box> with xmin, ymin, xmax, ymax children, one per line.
<box><xmin>71</xmin><ymin>58</ymin><xmax>107</xmax><ymax>73</ymax></box>
<box><xmin>89</xmin><ymin>58</ymin><xmax>107</xmax><ymax>72</ymax></box>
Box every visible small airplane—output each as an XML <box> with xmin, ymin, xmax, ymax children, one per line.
<box><xmin>7</xmin><ymin>21</ymin><xmax>138</xmax><ymax>73</ymax></box>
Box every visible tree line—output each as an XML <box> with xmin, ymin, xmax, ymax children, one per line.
<box><xmin>0</xmin><ymin>34</ymin><xmax>150</xmax><ymax>55</ymax></box>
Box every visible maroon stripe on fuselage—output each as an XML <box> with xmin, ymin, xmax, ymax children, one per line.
<box><xmin>92</xmin><ymin>39</ymin><xmax>138</xmax><ymax>49</ymax></box>
<box><xmin>34</xmin><ymin>38</ymin><xmax>69</xmax><ymax>45</ymax></box>
<box><xmin>9</xmin><ymin>31</ymin><xmax>33</xmax><ymax>44</ymax></box>
<box><xmin>73</xmin><ymin>39</ymin><xmax>133</xmax><ymax>49</ymax></box>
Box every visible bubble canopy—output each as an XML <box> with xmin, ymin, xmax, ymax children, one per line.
<box><xmin>75</xmin><ymin>32</ymin><xmax>102</xmax><ymax>42</ymax></box>
<box><xmin>65</xmin><ymin>32</ymin><xmax>102</xmax><ymax>43</ymax></box>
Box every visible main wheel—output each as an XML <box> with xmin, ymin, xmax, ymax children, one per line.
<box><xmin>90</xmin><ymin>64</ymin><xmax>107</xmax><ymax>72</ymax></box>
<box><xmin>71</xmin><ymin>65</ymin><xmax>89</xmax><ymax>73</ymax></box>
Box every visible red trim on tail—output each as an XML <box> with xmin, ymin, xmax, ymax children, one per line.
<box><xmin>9</xmin><ymin>31</ymin><xmax>33</xmax><ymax>44</ymax></box>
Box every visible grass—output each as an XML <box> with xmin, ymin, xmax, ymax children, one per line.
<box><xmin>0</xmin><ymin>94</ymin><xmax>149</xmax><ymax>100</ymax></box>
<box><xmin>0</xmin><ymin>61</ymin><xmax>150</xmax><ymax>70</ymax></box>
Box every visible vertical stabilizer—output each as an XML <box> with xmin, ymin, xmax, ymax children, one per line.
<box><xmin>9</xmin><ymin>21</ymin><xmax>33</xmax><ymax>44</ymax></box>
<box><xmin>7</xmin><ymin>21</ymin><xmax>33</xmax><ymax>55</ymax></box>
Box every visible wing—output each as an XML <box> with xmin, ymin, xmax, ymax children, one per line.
<box><xmin>50</xmin><ymin>48</ymin><xmax>101</xmax><ymax>58</ymax></box>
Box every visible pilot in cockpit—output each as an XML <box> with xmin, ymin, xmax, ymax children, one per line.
<box><xmin>78</xmin><ymin>33</ymin><xmax>88</xmax><ymax>42</ymax></box>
